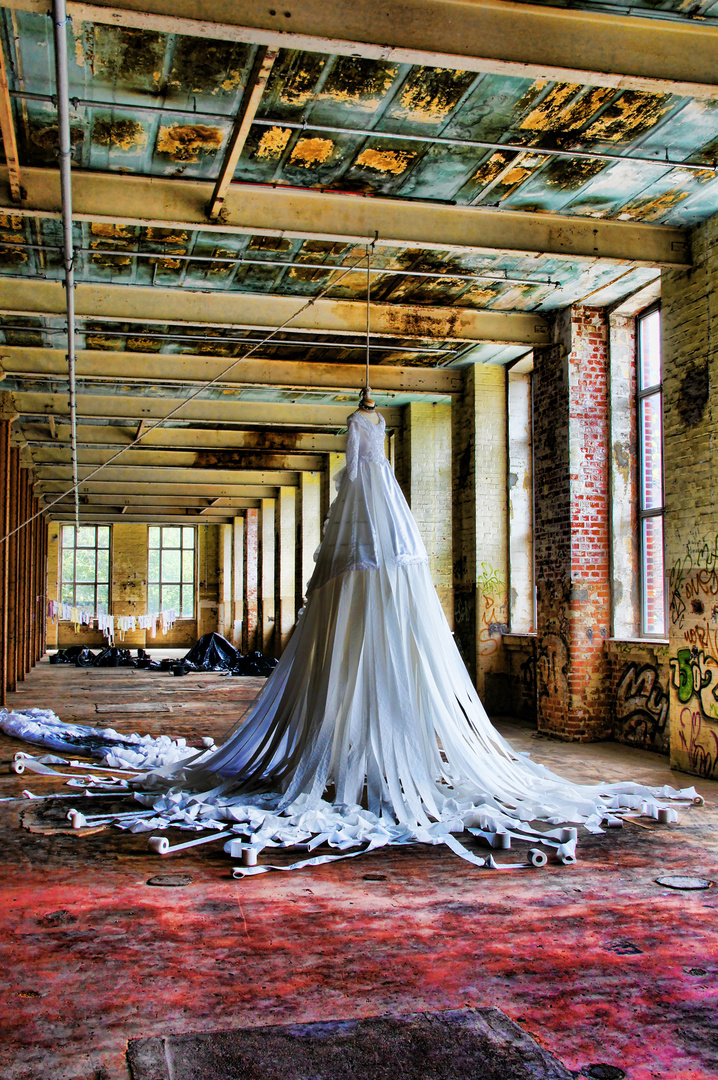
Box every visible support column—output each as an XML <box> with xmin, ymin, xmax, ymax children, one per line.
<box><xmin>321</xmin><ymin>452</ymin><xmax>344</xmax><ymax>526</ymax></box>
<box><xmin>46</xmin><ymin>523</ymin><xmax>60</xmax><ymax>650</ymax></box>
<box><xmin>243</xmin><ymin>508</ymin><xmax>259</xmax><ymax>653</ymax></box>
<box><xmin>259</xmin><ymin>498</ymin><xmax>275</xmax><ymax>654</ymax></box>
<box><xmin>232</xmin><ymin>515</ymin><xmax>244</xmax><ymax>649</ymax></box>
<box><xmin>275</xmin><ymin>486</ymin><xmax>296</xmax><ymax>654</ymax></box>
<box><xmin>533</xmin><ymin>307</ymin><xmax>611</xmax><ymax>741</ymax></box>
<box><xmin>404</xmin><ymin>402</ymin><xmax>453</xmax><ymax>623</ymax></box>
<box><xmin>452</xmin><ymin>365</ymin><xmax>509</xmax><ymax>704</ymax></box>
<box><xmin>0</xmin><ymin>392</ymin><xmax>16</xmax><ymax>704</ymax></box>
<box><xmin>218</xmin><ymin>522</ymin><xmax>233</xmax><ymax>640</ymax></box>
<box><xmin>296</xmin><ymin>471</ymin><xmax>321</xmax><ymax>611</ymax></box>
<box><xmin>6</xmin><ymin>445</ymin><xmax>18</xmax><ymax>693</ymax></box>
<box><xmin>662</xmin><ymin>210</ymin><xmax>718</xmax><ymax>779</ymax></box>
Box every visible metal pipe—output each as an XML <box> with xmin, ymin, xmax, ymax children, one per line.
<box><xmin>9</xmin><ymin>89</ymin><xmax>717</xmax><ymax>172</ymax></box>
<box><xmin>52</xmin><ymin>0</ymin><xmax>79</xmax><ymax>533</ymax></box>
<box><xmin>0</xmin><ymin>241</ymin><xmax>561</xmax><ymax>288</ymax></box>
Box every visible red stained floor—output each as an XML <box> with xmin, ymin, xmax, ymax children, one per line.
<box><xmin>1</xmin><ymin>658</ymin><xmax>718</xmax><ymax>1080</ymax></box>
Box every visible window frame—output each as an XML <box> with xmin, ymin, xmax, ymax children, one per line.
<box><xmin>59</xmin><ymin>524</ymin><xmax>111</xmax><ymax>616</ymax></box>
<box><xmin>636</xmin><ymin>302</ymin><xmax>667</xmax><ymax>638</ymax></box>
<box><xmin>147</xmin><ymin>525</ymin><xmax>197</xmax><ymax>619</ymax></box>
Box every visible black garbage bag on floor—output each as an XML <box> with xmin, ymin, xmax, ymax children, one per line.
<box><xmin>182</xmin><ymin>632</ymin><xmax>239</xmax><ymax>672</ymax></box>
<box><xmin>74</xmin><ymin>648</ymin><xmax>98</xmax><ymax>667</ymax></box>
<box><xmin>49</xmin><ymin>645</ymin><xmax>87</xmax><ymax>664</ymax></box>
<box><xmin>94</xmin><ymin>646</ymin><xmax>136</xmax><ymax>668</ymax></box>
<box><xmin>231</xmin><ymin>651</ymin><xmax>279</xmax><ymax>676</ymax></box>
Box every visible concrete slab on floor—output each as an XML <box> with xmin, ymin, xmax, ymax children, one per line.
<box><xmin>1</xmin><ymin>658</ymin><xmax>718</xmax><ymax>1080</ymax></box>
<box><xmin>126</xmin><ymin>1007</ymin><xmax>574</xmax><ymax>1080</ymax></box>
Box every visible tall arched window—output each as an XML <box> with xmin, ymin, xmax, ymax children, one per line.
<box><xmin>637</xmin><ymin>305</ymin><xmax>665</xmax><ymax>636</ymax></box>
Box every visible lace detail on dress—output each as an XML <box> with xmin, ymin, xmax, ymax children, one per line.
<box><xmin>346</xmin><ymin>411</ymin><xmax>387</xmax><ymax>480</ymax></box>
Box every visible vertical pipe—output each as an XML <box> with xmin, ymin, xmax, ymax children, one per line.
<box><xmin>52</xmin><ymin>0</ymin><xmax>79</xmax><ymax>532</ymax></box>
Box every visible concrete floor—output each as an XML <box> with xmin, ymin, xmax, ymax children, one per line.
<box><xmin>1</xmin><ymin>656</ymin><xmax>717</xmax><ymax>1080</ymax></box>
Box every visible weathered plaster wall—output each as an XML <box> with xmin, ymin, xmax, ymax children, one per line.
<box><xmin>663</xmin><ymin>210</ymin><xmax>718</xmax><ymax>780</ymax></box>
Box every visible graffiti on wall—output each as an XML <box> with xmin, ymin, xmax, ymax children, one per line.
<box><xmin>537</xmin><ymin>633</ymin><xmax>569</xmax><ymax>702</ymax></box>
<box><xmin>614</xmin><ymin>662</ymin><xmax>669</xmax><ymax>748</ymax></box>
<box><xmin>477</xmin><ymin>563</ymin><xmax>508</xmax><ymax>657</ymax></box>
<box><xmin>669</xmin><ymin>533</ymin><xmax>718</xmax><ymax>778</ymax></box>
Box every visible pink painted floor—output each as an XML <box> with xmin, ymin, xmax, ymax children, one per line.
<box><xmin>1</xmin><ymin>658</ymin><xmax>718</xmax><ymax>1080</ymax></box>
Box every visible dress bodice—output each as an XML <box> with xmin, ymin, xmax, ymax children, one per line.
<box><xmin>345</xmin><ymin>410</ymin><xmax>387</xmax><ymax>480</ymax></box>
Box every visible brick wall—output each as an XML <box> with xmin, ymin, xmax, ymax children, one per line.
<box><xmin>534</xmin><ymin>307</ymin><xmax>611</xmax><ymax>740</ymax></box>
<box><xmin>662</xmin><ymin>210</ymin><xmax>718</xmax><ymax>779</ymax></box>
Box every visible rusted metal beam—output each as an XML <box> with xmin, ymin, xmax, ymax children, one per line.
<box><xmin>0</xmin><ymin>32</ymin><xmax>23</xmax><ymax>203</ymax></box>
<box><xmin>0</xmin><ymin>348</ymin><xmax>464</xmax><ymax>395</ymax></box>
<box><xmin>22</xmin><ymin>422</ymin><xmax>348</xmax><ymax>454</ymax></box>
<box><xmin>0</xmin><ymin>167</ymin><xmax>691</xmax><ymax>268</ymax></box>
<box><xmin>0</xmin><ymin>277</ymin><xmax>551</xmax><ymax>345</ymax></box>
<box><xmin>207</xmin><ymin>46</ymin><xmax>277</xmax><ymax>220</ymax></box>
<box><xmin>31</xmin><ymin>446</ymin><xmax>326</xmax><ymax>471</ymax></box>
<box><xmin>4</xmin><ymin>0</ymin><xmax>714</xmax><ymax>100</ymax></box>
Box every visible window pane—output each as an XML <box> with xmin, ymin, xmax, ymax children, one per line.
<box><xmin>61</xmin><ymin>583</ymin><xmax>74</xmax><ymax>604</ymax></box>
<box><xmin>148</xmin><ymin>549</ymin><xmax>160</xmax><ymax>582</ymax></box>
<box><xmin>161</xmin><ymin>549</ymin><xmax>181</xmax><ymax>582</ymax></box>
<box><xmin>162</xmin><ymin>527</ymin><xmax>181</xmax><ymax>548</ymax></box>
<box><xmin>96</xmin><ymin>584</ymin><xmax>109</xmax><ymax>613</ymax></box>
<box><xmin>148</xmin><ymin>526</ymin><xmax>160</xmax><ymax>548</ymax></box>
<box><xmin>181</xmin><ymin>587</ymin><xmax>194</xmax><ymax>619</ymax></box>
<box><xmin>61</xmin><ymin>549</ymin><xmax>74</xmax><ymax>582</ymax></box>
<box><xmin>96</xmin><ymin>549</ymin><xmax>109</xmax><ymax>583</ymax></box>
<box><xmin>96</xmin><ymin>526</ymin><xmax>110</xmax><ymax>548</ymax></box>
<box><xmin>642</xmin><ymin>516</ymin><xmax>665</xmax><ymax>636</ymax></box>
<box><xmin>75</xmin><ymin>584</ymin><xmax>95</xmax><ymax>606</ymax></box>
<box><xmin>639</xmin><ymin>309</ymin><xmax>661</xmax><ymax>390</ymax></box>
<box><xmin>75</xmin><ymin>549</ymin><xmax>97</xmax><ymax>582</ymax></box>
<box><xmin>640</xmin><ymin>393</ymin><xmax>663</xmax><ymax>510</ymax></box>
<box><xmin>182</xmin><ymin>549</ymin><xmax>194</xmax><ymax>582</ymax></box>
<box><xmin>76</xmin><ymin>525</ymin><xmax>96</xmax><ymax>548</ymax></box>
<box><xmin>182</xmin><ymin>527</ymin><xmax>195</xmax><ymax>548</ymax></box>
<box><xmin>62</xmin><ymin>525</ymin><xmax>75</xmax><ymax>548</ymax></box>
<box><xmin>162</xmin><ymin>583</ymin><xmax>181</xmax><ymax>611</ymax></box>
<box><xmin>148</xmin><ymin>583</ymin><xmax>160</xmax><ymax>613</ymax></box>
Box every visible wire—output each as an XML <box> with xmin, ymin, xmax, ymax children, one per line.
<box><xmin>0</xmin><ymin>250</ymin><xmax>378</xmax><ymax>545</ymax></box>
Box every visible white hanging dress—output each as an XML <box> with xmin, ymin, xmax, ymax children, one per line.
<box><xmin>138</xmin><ymin>409</ymin><xmax>698</xmax><ymax>873</ymax></box>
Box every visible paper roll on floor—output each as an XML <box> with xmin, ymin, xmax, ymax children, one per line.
<box><xmin>528</xmin><ymin>849</ymin><xmax>548</xmax><ymax>867</ymax></box>
<box><xmin>148</xmin><ymin>835</ymin><xmax>170</xmax><ymax>854</ymax></box>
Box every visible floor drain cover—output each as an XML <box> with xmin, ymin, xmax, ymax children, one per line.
<box><xmin>147</xmin><ymin>874</ymin><xmax>193</xmax><ymax>887</ymax></box>
<box><xmin>655</xmin><ymin>875</ymin><xmax>713</xmax><ymax>890</ymax></box>
<box><xmin>586</xmin><ymin>1067</ymin><xmax>625</xmax><ymax>1080</ymax></box>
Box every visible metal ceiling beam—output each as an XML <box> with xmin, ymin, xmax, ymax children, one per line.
<box><xmin>13</xmin><ymin>391</ymin><xmax>405</xmax><ymax>428</ymax></box>
<box><xmin>0</xmin><ymin>168</ymin><xmax>691</xmax><ymax>268</ymax></box>
<box><xmin>36</xmin><ymin>480</ymin><xmax>282</xmax><ymax>496</ymax></box>
<box><xmin>207</xmin><ymin>46</ymin><xmax>277</xmax><ymax>220</ymax></box>
<box><xmin>50</xmin><ymin>510</ymin><xmax>239</xmax><ymax>522</ymax></box>
<box><xmin>0</xmin><ymin>348</ymin><xmax>463</xmax><ymax>395</ymax></box>
<box><xmin>51</xmin><ymin>494</ymin><xmax>262</xmax><ymax>507</ymax></box>
<box><xmin>7</xmin><ymin>0</ymin><xmax>716</xmax><ymax>100</ymax></box>
<box><xmin>35</xmin><ymin>465</ymin><xmax>301</xmax><ymax>485</ymax></box>
<box><xmin>20</xmin><ymin>422</ymin><xmax>348</xmax><ymax>453</ymax></box>
<box><xmin>30</xmin><ymin>447</ymin><xmax>326</xmax><ymax>471</ymax></box>
<box><xmin>0</xmin><ymin>277</ymin><xmax>550</xmax><ymax>345</ymax></box>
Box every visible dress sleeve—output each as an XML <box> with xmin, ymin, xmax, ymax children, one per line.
<box><xmin>345</xmin><ymin>414</ymin><xmax>360</xmax><ymax>481</ymax></box>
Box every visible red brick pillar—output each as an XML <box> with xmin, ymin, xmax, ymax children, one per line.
<box><xmin>534</xmin><ymin>307</ymin><xmax>611</xmax><ymax>740</ymax></box>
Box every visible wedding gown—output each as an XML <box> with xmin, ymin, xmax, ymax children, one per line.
<box><xmin>129</xmin><ymin>408</ymin><xmax>697</xmax><ymax>874</ymax></box>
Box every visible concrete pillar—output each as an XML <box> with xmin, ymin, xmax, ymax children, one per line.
<box><xmin>296</xmin><ymin>471</ymin><xmax>321</xmax><ymax>610</ymax></box>
<box><xmin>452</xmin><ymin>365</ymin><xmax>509</xmax><ymax>703</ymax></box>
<box><xmin>404</xmin><ymin>401</ymin><xmax>453</xmax><ymax>624</ymax></box>
<box><xmin>662</xmin><ymin>210</ymin><xmax>718</xmax><ymax>779</ymax></box>
<box><xmin>533</xmin><ymin>307</ymin><xmax>611</xmax><ymax>740</ymax></box>
<box><xmin>275</xmin><ymin>486</ymin><xmax>296</xmax><ymax>654</ymax></box>
<box><xmin>232</xmin><ymin>515</ymin><xmax>244</xmax><ymax>649</ymax></box>
<box><xmin>218</xmin><ymin>523</ymin><xmax>233</xmax><ymax>640</ymax></box>
<box><xmin>321</xmin><ymin>452</ymin><xmax>344</xmax><ymax>527</ymax></box>
<box><xmin>259</xmin><ymin>498</ymin><xmax>275</xmax><ymax>654</ymax></box>
<box><xmin>243</xmin><ymin>508</ymin><xmax>259</xmax><ymax>653</ymax></box>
